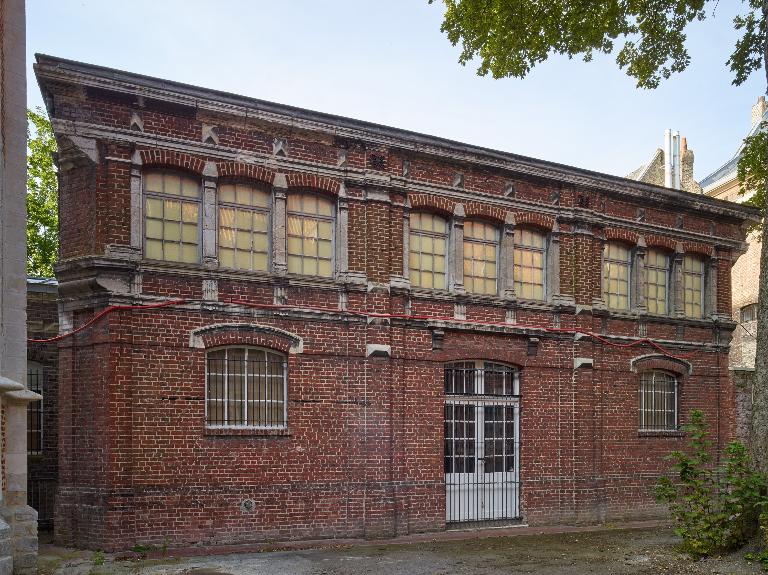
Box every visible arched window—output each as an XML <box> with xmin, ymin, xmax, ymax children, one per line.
<box><xmin>639</xmin><ymin>370</ymin><xmax>678</xmax><ymax>431</ymax></box>
<box><xmin>206</xmin><ymin>347</ymin><xmax>287</xmax><ymax>428</ymax></box>
<box><xmin>603</xmin><ymin>241</ymin><xmax>631</xmax><ymax>310</ymax></box>
<box><xmin>683</xmin><ymin>254</ymin><xmax>705</xmax><ymax>318</ymax></box>
<box><xmin>218</xmin><ymin>182</ymin><xmax>271</xmax><ymax>271</ymax></box>
<box><xmin>513</xmin><ymin>228</ymin><xmax>546</xmax><ymax>300</ymax></box>
<box><xmin>144</xmin><ymin>170</ymin><xmax>201</xmax><ymax>263</ymax></box>
<box><xmin>27</xmin><ymin>362</ymin><xmax>44</xmax><ymax>455</ymax></box>
<box><xmin>409</xmin><ymin>212</ymin><xmax>448</xmax><ymax>289</ymax></box>
<box><xmin>287</xmin><ymin>192</ymin><xmax>334</xmax><ymax>277</ymax></box>
<box><xmin>645</xmin><ymin>248</ymin><xmax>671</xmax><ymax>315</ymax></box>
<box><xmin>463</xmin><ymin>221</ymin><xmax>499</xmax><ymax>295</ymax></box>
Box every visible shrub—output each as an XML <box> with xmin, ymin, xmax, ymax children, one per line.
<box><xmin>654</xmin><ymin>409</ymin><xmax>767</xmax><ymax>558</ymax></box>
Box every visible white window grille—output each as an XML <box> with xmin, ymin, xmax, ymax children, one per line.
<box><xmin>639</xmin><ymin>371</ymin><xmax>678</xmax><ymax>431</ymax></box>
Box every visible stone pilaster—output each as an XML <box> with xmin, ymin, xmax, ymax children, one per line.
<box><xmin>634</xmin><ymin>236</ymin><xmax>647</xmax><ymax>313</ymax></box>
<box><xmin>450</xmin><ymin>204</ymin><xmax>465</xmax><ymax>294</ymax></box>
<box><xmin>335</xmin><ymin>183</ymin><xmax>349</xmax><ymax>280</ymax></box>
<box><xmin>202</xmin><ymin>161</ymin><xmax>218</xmax><ymax>269</ymax></box>
<box><xmin>672</xmin><ymin>243</ymin><xmax>685</xmax><ymax>318</ymax></box>
<box><xmin>129</xmin><ymin>151</ymin><xmax>143</xmax><ymax>256</ymax></box>
<box><xmin>272</xmin><ymin>173</ymin><xmax>288</xmax><ymax>276</ymax></box>
<box><xmin>501</xmin><ymin>212</ymin><xmax>516</xmax><ymax>300</ymax></box>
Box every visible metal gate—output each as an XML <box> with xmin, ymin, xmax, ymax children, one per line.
<box><xmin>444</xmin><ymin>361</ymin><xmax>520</xmax><ymax>524</ymax></box>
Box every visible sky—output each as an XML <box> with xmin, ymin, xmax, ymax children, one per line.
<box><xmin>25</xmin><ymin>0</ymin><xmax>766</xmax><ymax>182</ymax></box>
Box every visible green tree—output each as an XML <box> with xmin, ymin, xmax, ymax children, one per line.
<box><xmin>26</xmin><ymin>107</ymin><xmax>58</xmax><ymax>278</ymax></box>
<box><xmin>433</xmin><ymin>0</ymin><xmax>768</xmax><ymax>473</ymax></box>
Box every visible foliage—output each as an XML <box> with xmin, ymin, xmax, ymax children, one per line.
<box><xmin>737</xmin><ymin>120</ymin><xmax>768</xmax><ymax>230</ymax></box>
<box><xmin>746</xmin><ymin>510</ymin><xmax>768</xmax><ymax>569</ymax></box>
<box><xmin>654</xmin><ymin>410</ymin><xmax>767</xmax><ymax>558</ymax></box>
<box><xmin>26</xmin><ymin>107</ymin><xmax>58</xmax><ymax>278</ymax></box>
<box><xmin>431</xmin><ymin>0</ymin><xmax>765</xmax><ymax>90</ymax></box>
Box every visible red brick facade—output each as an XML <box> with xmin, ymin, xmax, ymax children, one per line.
<box><xmin>35</xmin><ymin>55</ymin><xmax>759</xmax><ymax>551</ymax></box>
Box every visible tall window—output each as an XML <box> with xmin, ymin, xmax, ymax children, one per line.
<box><xmin>645</xmin><ymin>249</ymin><xmax>670</xmax><ymax>315</ymax></box>
<box><xmin>603</xmin><ymin>242</ymin><xmax>631</xmax><ymax>310</ymax></box>
<box><xmin>287</xmin><ymin>193</ymin><xmax>334</xmax><ymax>277</ymax></box>
<box><xmin>513</xmin><ymin>228</ymin><xmax>546</xmax><ymax>300</ymax></box>
<box><xmin>144</xmin><ymin>171</ymin><xmax>201</xmax><ymax>263</ymax></box>
<box><xmin>683</xmin><ymin>254</ymin><xmax>705</xmax><ymax>318</ymax></box>
<box><xmin>639</xmin><ymin>371</ymin><xmax>678</xmax><ymax>431</ymax></box>
<box><xmin>27</xmin><ymin>362</ymin><xmax>43</xmax><ymax>455</ymax></box>
<box><xmin>409</xmin><ymin>213</ymin><xmax>448</xmax><ymax>289</ymax></box>
<box><xmin>741</xmin><ymin>303</ymin><xmax>758</xmax><ymax>323</ymax></box>
<box><xmin>218</xmin><ymin>183</ymin><xmax>270</xmax><ymax>271</ymax></box>
<box><xmin>463</xmin><ymin>221</ymin><xmax>498</xmax><ymax>295</ymax></box>
<box><xmin>206</xmin><ymin>347</ymin><xmax>287</xmax><ymax>428</ymax></box>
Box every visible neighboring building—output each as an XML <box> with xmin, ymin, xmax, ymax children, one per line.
<box><xmin>627</xmin><ymin>130</ymin><xmax>703</xmax><ymax>194</ymax></box>
<box><xmin>0</xmin><ymin>2</ymin><xmax>42</xmax><ymax>573</ymax></box>
<box><xmin>26</xmin><ymin>278</ymin><xmax>59</xmax><ymax>531</ymax></box>
<box><xmin>701</xmin><ymin>95</ymin><xmax>767</xmax><ymax>440</ymax></box>
<box><xmin>35</xmin><ymin>55</ymin><xmax>758</xmax><ymax>551</ymax></box>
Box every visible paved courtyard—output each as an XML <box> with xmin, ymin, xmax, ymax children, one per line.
<box><xmin>38</xmin><ymin>525</ymin><xmax>763</xmax><ymax>575</ymax></box>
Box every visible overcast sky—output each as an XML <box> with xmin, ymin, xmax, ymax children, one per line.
<box><xmin>26</xmin><ymin>0</ymin><xmax>766</xmax><ymax>182</ymax></box>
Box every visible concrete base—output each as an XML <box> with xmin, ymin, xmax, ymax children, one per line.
<box><xmin>0</xmin><ymin>505</ymin><xmax>38</xmax><ymax>575</ymax></box>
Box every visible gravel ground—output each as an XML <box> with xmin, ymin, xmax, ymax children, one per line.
<box><xmin>38</xmin><ymin>526</ymin><xmax>764</xmax><ymax>575</ymax></box>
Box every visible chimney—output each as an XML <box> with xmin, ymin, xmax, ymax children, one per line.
<box><xmin>664</xmin><ymin>129</ymin><xmax>682</xmax><ymax>190</ymax></box>
<box><xmin>752</xmin><ymin>96</ymin><xmax>767</xmax><ymax>126</ymax></box>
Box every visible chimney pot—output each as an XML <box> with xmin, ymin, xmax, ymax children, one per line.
<box><xmin>752</xmin><ymin>96</ymin><xmax>767</xmax><ymax>126</ymax></box>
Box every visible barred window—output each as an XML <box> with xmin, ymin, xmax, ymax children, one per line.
<box><xmin>27</xmin><ymin>362</ymin><xmax>43</xmax><ymax>455</ymax></box>
<box><xmin>639</xmin><ymin>371</ymin><xmax>678</xmax><ymax>431</ymax></box>
<box><xmin>287</xmin><ymin>193</ymin><xmax>334</xmax><ymax>277</ymax></box>
<box><xmin>206</xmin><ymin>347</ymin><xmax>287</xmax><ymax>428</ymax></box>
<box><xmin>603</xmin><ymin>242</ymin><xmax>631</xmax><ymax>310</ymax></box>
<box><xmin>741</xmin><ymin>303</ymin><xmax>758</xmax><ymax>323</ymax></box>
<box><xmin>409</xmin><ymin>213</ymin><xmax>448</xmax><ymax>289</ymax></box>
<box><xmin>463</xmin><ymin>221</ymin><xmax>498</xmax><ymax>295</ymax></box>
<box><xmin>219</xmin><ymin>183</ymin><xmax>270</xmax><ymax>271</ymax></box>
<box><xmin>144</xmin><ymin>171</ymin><xmax>201</xmax><ymax>263</ymax></box>
<box><xmin>683</xmin><ymin>255</ymin><xmax>705</xmax><ymax>318</ymax></box>
<box><xmin>514</xmin><ymin>228</ymin><xmax>546</xmax><ymax>300</ymax></box>
<box><xmin>645</xmin><ymin>249</ymin><xmax>670</xmax><ymax>315</ymax></box>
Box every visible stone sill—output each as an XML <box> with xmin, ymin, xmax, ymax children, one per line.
<box><xmin>204</xmin><ymin>427</ymin><xmax>291</xmax><ymax>438</ymax></box>
<box><xmin>637</xmin><ymin>430</ymin><xmax>685</xmax><ymax>438</ymax></box>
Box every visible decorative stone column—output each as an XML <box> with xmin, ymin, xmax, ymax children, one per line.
<box><xmin>707</xmin><ymin>256</ymin><xmax>719</xmax><ymax>319</ymax></box>
<box><xmin>335</xmin><ymin>183</ymin><xmax>350</xmax><ymax>280</ymax></box>
<box><xmin>634</xmin><ymin>236</ymin><xmax>647</xmax><ymax>313</ymax></box>
<box><xmin>591</xmin><ymin>232</ymin><xmax>607</xmax><ymax>310</ymax></box>
<box><xmin>129</xmin><ymin>151</ymin><xmax>143</xmax><ymax>256</ymax></box>
<box><xmin>450</xmin><ymin>204</ymin><xmax>466</xmax><ymax>294</ymax></box>
<box><xmin>548</xmin><ymin>221</ymin><xmax>568</xmax><ymax>304</ymax></box>
<box><xmin>672</xmin><ymin>243</ymin><xmax>685</xmax><ymax>318</ymax></box>
<box><xmin>501</xmin><ymin>212</ymin><xmax>516</xmax><ymax>300</ymax></box>
<box><xmin>201</xmin><ymin>161</ymin><xmax>218</xmax><ymax>269</ymax></box>
<box><xmin>272</xmin><ymin>173</ymin><xmax>288</xmax><ymax>276</ymax></box>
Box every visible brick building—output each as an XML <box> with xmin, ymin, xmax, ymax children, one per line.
<box><xmin>35</xmin><ymin>55</ymin><xmax>759</xmax><ymax>551</ymax></box>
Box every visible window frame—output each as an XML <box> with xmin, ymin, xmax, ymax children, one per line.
<box><xmin>645</xmin><ymin>248</ymin><xmax>671</xmax><ymax>316</ymax></box>
<box><xmin>463</xmin><ymin>220</ymin><xmax>500</xmax><ymax>296</ymax></box>
<box><xmin>286</xmin><ymin>191</ymin><xmax>336</xmax><ymax>278</ymax></box>
<box><xmin>602</xmin><ymin>241</ymin><xmax>633</xmax><ymax>311</ymax></box>
<box><xmin>409</xmin><ymin>211</ymin><xmax>450</xmax><ymax>291</ymax></box>
<box><xmin>143</xmin><ymin>169</ymin><xmax>203</xmax><ymax>264</ymax></box>
<box><xmin>204</xmin><ymin>346</ymin><xmax>288</xmax><ymax>430</ymax></box>
<box><xmin>217</xmin><ymin>181</ymin><xmax>272</xmax><ymax>272</ymax></box>
<box><xmin>27</xmin><ymin>362</ymin><xmax>44</xmax><ymax>456</ymax></box>
<box><xmin>638</xmin><ymin>370</ymin><xmax>679</xmax><ymax>432</ymax></box>
<box><xmin>513</xmin><ymin>227</ymin><xmax>547</xmax><ymax>301</ymax></box>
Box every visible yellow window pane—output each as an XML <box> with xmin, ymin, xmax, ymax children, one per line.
<box><xmin>220</xmin><ymin>208</ymin><xmax>235</xmax><ymax>227</ymax></box>
<box><xmin>463</xmin><ymin>259</ymin><xmax>472</xmax><ymax>274</ymax></box>
<box><xmin>236</xmin><ymin>251</ymin><xmax>251</xmax><ymax>269</ymax></box>
<box><xmin>434</xmin><ymin>237</ymin><xmax>446</xmax><ymax>255</ymax></box>
<box><xmin>287</xmin><ymin>237</ymin><xmax>302</xmax><ymax>255</ymax></box>
<box><xmin>235</xmin><ymin>210</ymin><xmax>251</xmax><ymax>229</ymax></box>
<box><xmin>318</xmin><ymin>240</ymin><xmax>332</xmax><ymax>258</ymax></box>
<box><xmin>182</xmin><ymin>244</ymin><xmax>198</xmax><ymax>263</ymax></box>
<box><xmin>146</xmin><ymin>239</ymin><xmax>163</xmax><ymax>259</ymax></box>
<box><xmin>182</xmin><ymin>203</ymin><xmax>198</xmax><ymax>223</ymax></box>
<box><xmin>220</xmin><ymin>228</ymin><xmax>235</xmax><ymax>248</ymax></box>
<box><xmin>220</xmin><ymin>248</ymin><xmax>235</xmax><ymax>268</ymax></box>
<box><xmin>252</xmin><ymin>253</ymin><xmax>268</xmax><ymax>271</ymax></box>
<box><xmin>182</xmin><ymin>223</ymin><xmax>197</xmax><ymax>243</ymax></box>
<box><xmin>165</xmin><ymin>222</ymin><xmax>181</xmax><ymax>241</ymax></box>
<box><xmin>146</xmin><ymin>219</ymin><xmax>163</xmax><ymax>239</ymax></box>
<box><xmin>236</xmin><ymin>230</ymin><xmax>251</xmax><ymax>249</ymax></box>
<box><xmin>318</xmin><ymin>260</ymin><xmax>332</xmax><ymax>277</ymax></box>
<box><xmin>421</xmin><ymin>273</ymin><xmax>433</xmax><ymax>288</ymax></box>
<box><xmin>410</xmin><ymin>269</ymin><xmax>419</xmax><ymax>284</ymax></box>
<box><xmin>253</xmin><ymin>212</ymin><xmax>268</xmax><ymax>232</ymax></box>
<box><xmin>287</xmin><ymin>255</ymin><xmax>302</xmax><ymax>273</ymax></box>
<box><xmin>304</xmin><ymin>258</ymin><xmax>318</xmax><ymax>276</ymax></box>
<box><xmin>410</xmin><ymin>234</ymin><xmax>421</xmax><ymax>251</ymax></box>
<box><xmin>422</xmin><ymin>254</ymin><xmax>433</xmax><ymax>271</ymax></box>
<box><xmin>433</xmin><ymin>217</ymin><xmax>447</xmax><ymax>234</ymax></box>
<box><xmin>303</xmin><ymin>219</ymin><xmax>318</xmax><ymax>238</ymax></box>
<box><xmin>252</xmin><ymin>188</ymin><xmax>269</xmax><ymax>208</ymax></box>
<box><xmin>303</xmin><ymin>238</ymin><xmax>318</xmax><ymax>257</ymax></box>
<box><xmin>164</xmin><ymin>201</ymin><xmax>181</xmax><ymax>221</ymax></box>
<box><xmin>253</xmin><ymin>232</ymin><xmax>268</xmax><ymax>252</ymax></box>
<box><xmin>165</xmin><ymin>243</ymin><xmax>180</xmax><ymax>261</ymax></box>
<box><xmin>145</xmin><ymin>172</ymin><xmax>163</xmax><ymax>193</ymax></box>
<box><xmin>317</xmin><ymin>197</ymin><xmax>333</xmax><ymax>217</ymax></box>
<box><xmin>434</xmin><ymin>273</ymin><xmax>446</xmax><ymax>289</ymax></box>
<box><xmin>164</xmin><ymin>174</ymin><xmax>181</xmax><ymax>196</ymax></box>
<box><xmin>434</xmin><ymin>255</ymin><xmax>445</xmax><ymax>273</ymax></box>
<box><xmin>146</xmin><ymin>197</ymin><xmax>163</xmax><ymax>218</ymax></box>
<box><xmin>287</xmin><ymin>195</ymin><xmax>301</xmax><ymax>212</ymax></box>
<box><xmin>422</xmin><ymin>236</ymin><xmax>433</xmax><ymax>253</ymax></box>
<box><xmin>409</xmin><ymin>252</ymin><xmax>419</xmax><ymax>269</ymax></box>
<box><xmin>219</xmin><ymin>184</ymin><xmax>236</xmax><ymax>203</ymax></box>
<box><xmin>318</xmin><ymin>221</ymin><xmax>333</xmax><ymax>240</ymax></box>
<box><xmin>181</xmin><ymin>177</ymin><xmax>199</xmax><ymax>198</ymax></box>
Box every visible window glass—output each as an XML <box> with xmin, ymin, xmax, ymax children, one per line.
<box><xmin>683</xmin><ymin>254</ymin><xmax>705</xmax><ymax>318</ymax></box>
<box><xmin>27</xmin><ymin>363</ymin><xmax>43</xmax><ymax>455</ymax></box>
<box><xmin>603</xmin><ymin>242</ymin><xmax>631</xmax><ymax>310</ymax></box>
<box><xmin>463</xmin><ymin>221</ymin><xmax>498</xmax><ymax>295</ymax></box>
<box><xmin>645</xmin><ymin>249</ymin><xmax>669</xmax><ymax>315</ymax></box>
<box><xmin>287</xmin><ymin>193</ymin><xmax>334</xmax><ymax>277</ymax></box>
<box><xmin>144</xmin><ymin>171</ymin><xmax>201</xmax><ymax>263</ymax></box>
<box><xmin>206</xmin><ymin>347</ymin><xmax>287</xmax><ymax>428</ymax></box>
<box><xmin>218</xmin><ymin>183</ymin><xmax>270</xmax><ymax>271</ymax></box>
<box><xmin>639</xmin><ymin>371</ymin><xmax>678</xmax><ymax>431</ymax></box>
<box><xmin>741</xmin><ymin>303</ymin><xmax>758</xmax><ymax>323</ymax></box>
<box><xmin>513</xmin><ymin>228</ymin><xmax>546</xmax><ymax>300</ymax></box>
<box><xmin>410</xmin><ymin>213</ymin><xmax>448</xmax><ymax>289</ymax></box>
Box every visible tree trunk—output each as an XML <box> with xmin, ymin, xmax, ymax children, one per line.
<box><xmin>748</xmin><ymin>1</ymin><xmax>768</xmax><ymax>474</ymax></box>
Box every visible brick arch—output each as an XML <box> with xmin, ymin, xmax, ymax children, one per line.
<box><xmin>188</xmin><ymin>323</ymin><xmax>303</xmax><ymax>354</ymax></box>
<box><xmin>216</xmin><ymin>162</ymin><xmax>275</xmax><ymax>185</ymax></box>
<box><xmin>514</xmin><ymin>211</ymin><xmax>555</xmax><ymax>231</ymax></box>
<box><xmin>408</xmin><ymin>193</ymin><xmax>456</xmax><ymax>215</ymax></box>
<box><xmin>630</xmin><ymin>354</ymin><xmax>692</xmax><ymax>376</ymax></box>
<box><xmin>139</xmin><ymin>149</ymin><xmax>206</xmax><ymax>174</ymax></box>
<box><xmin>464</xmin><ymin>201</ymin><xmax>505</xmax><ymax>223</ymax></box>
<box><xmin>285</xmin><ymin>173</ymin><xmax>341</xmax><ymax>195</ymax></box>
<box><xmin>603</xmin><ymin>228</ymin><xmax>639</xmax><ymax>245</ymax></box>
<box><xmin>645</xmin><ymin>234</ymin><xmax>677</xmax><ymax>251</ymax></box>
<box><xmin>682</xmin><ymin>241</ymin><xmax>714</xmax><ymax>257</ymax></box>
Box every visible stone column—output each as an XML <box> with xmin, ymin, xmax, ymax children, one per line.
<box><xmin>272</xmin><ymin>173</ymin><xmax>288</xmax><ymax>276</ymax></box>
<box><xmin>202</xmin><ymin>162</ymin><xmax>218</xmax><ymax>269</ymax></box>
<box><xmin>548</xmin><ymin>221</ymin><xmax>565</xmax><ymax>304</ymax></box>
<box><xmin>0</xmin><ymin>2</ymin><xmax>41</xmax><ymax>572</ymax></box>
<box><xmin>450</xmin><ymin>204</ymin><xmax>466</xmax><ymax>294</ymax></box>
<box><xmin>501</xmin><ymin>212</ymin><xmax>516</xmax><ymax>300</ymax></box>
<box><xmin>707</xmin><ymin>257</ymin><xmax>718</xmax><ymax>318</ymax></box>
<box><xmin>129</xmin><ymin>151</ymin><xmax>143</xmax><ymax>256</ymax></box>
<box><xmin>672</xmin><ymin>243</ymin><xmax>685</xmax><ymax>318</ymax></box>
<box><xmin>335</xmin><ymin>183</ymin><xmax>349</xmax><ymax>280</ymax></box>
<box><xmin>634</xmin><ymin>236</ymin><xmax>647</xmax><ymax>313</ymax></box>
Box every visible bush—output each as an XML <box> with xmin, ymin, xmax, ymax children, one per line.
<box><xmin>654</xmin><ymin>409</ymin><xmax>767</xmax><ymax>558</ymax></box>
